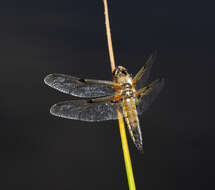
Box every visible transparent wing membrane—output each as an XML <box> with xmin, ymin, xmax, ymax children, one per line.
<box><xmin>44</xmin><ymin>73</ymin><xmax>119</xmax><ymax>98</ymax></box>
<box><xmin>135</xmin><ymin>52</ymin><xmax>157</xmax><ymax>90</ymax></box>
<box><xmin>50</xmin><ymin>99</ymin><xmax>123</xmax><ymax>122</ymax></box>
<box><xmin>136</xmin><ymin>78</ymin><xmax>164</xmax><ymax>114</ymax></box>
<box><xmin>45</xmin><ymin>55</ymin><xmax>164</xmax><ymax>124</ymax></box>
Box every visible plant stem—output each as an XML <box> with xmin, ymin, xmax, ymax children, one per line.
<box><xmin>117</xmin><ymin>111</ymin><xmax>136</xmax><ymax>190</ymax></box>
<box><xmin>103</xmin><ymin>0</ymin><xmax>115</xmax><ymax>72</ymax></box>
<box><xmin>103</xmin><ymin>1</ymin><xmax>136</xmax><ymax>189</ymax></box>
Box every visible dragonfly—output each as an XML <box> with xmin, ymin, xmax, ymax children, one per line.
<box><xmin>44</xmin><ymin>53</ymin><xmax>164</xmax><ymax>152</ymax></box>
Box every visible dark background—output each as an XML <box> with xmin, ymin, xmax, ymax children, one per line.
<box><xmin>0</xmin><ymin>0</ymin><xmax>213</xmax><ymax>189</ymax></box>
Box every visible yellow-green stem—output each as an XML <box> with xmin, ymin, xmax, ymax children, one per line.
<box><xmin>117</xmin><ymin>110</ymin><xmax>136</xmax><ymax>190</ymax></box>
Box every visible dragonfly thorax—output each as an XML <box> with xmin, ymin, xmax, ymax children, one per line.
<box><xmin>122</xmin><ymin>83</ymin><xmax>132</xmax><ymax>88</ymax></box>
<box><xmin>123</xmin><ymin>89</ymin><xmax>134</xmax><ymax>98</ymax></box>
<box><xmin>113</xmin><ymin>66</ymin><xmax>136</xmax><ymax>99</ymax></box>
<box><xmin>122</xmin><ymin>82</ymin><xmax>135</xmax><ymax>98</ymax></box>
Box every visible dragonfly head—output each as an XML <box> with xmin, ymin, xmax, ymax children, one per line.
<box><xmin>113</xmin><ymin>66</ymin><xmax>129</xmax><ymax>78</ymax></box>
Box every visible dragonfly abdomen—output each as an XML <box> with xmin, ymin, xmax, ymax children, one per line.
<box><xmin>123</xmin><ymin>98</ymin><xmax>138</xmax><ymax>125</ymax></box>
<box><xmin>123</xmin><ymin>97</ymin><xmax>143</xmax><ymax>151</ymax></box>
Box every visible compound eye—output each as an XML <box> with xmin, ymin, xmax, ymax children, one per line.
<box><xmin>121</xmin><ymin>70</ymin><xmax>127</xmax><ymax>75</ymax></box>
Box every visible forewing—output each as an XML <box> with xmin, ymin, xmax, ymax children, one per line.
<box><xmin>50</xmin><ymin>99</ymin><xmax>123</xmax><ymax>122</ymax></box>
<box><xmin>136</xmin><ymin>52</ymin><xmax>157</xmax><ymax>90</ymax></box>
<box><xmin>136</xmin><ymin>78</ymin><xmax>164</xmax><ymax>114</ymax></box>
<box><xmin>44</xmin><ymin>73</ymin><xmax>117</xmax><ymax>98</ymax></box>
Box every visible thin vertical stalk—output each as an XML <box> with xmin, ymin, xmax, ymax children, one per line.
<box><xmin>103</xmin><ymin>1</ymin><xmax>136</xmax><ymax>189</ymax></box>
<box><xmin>103</xmin><ymin>0</ymin><xmax>115</xmax><ymax>72</ymax></box>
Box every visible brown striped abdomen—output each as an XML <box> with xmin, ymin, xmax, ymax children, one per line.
<box><xmin>122</xmin><ymin>97</ymin><xmax>143</xmax><ymax>152</ymax></box>
<box><xmin>123</xmin><ymin>97</ymin><xmax>138</xmax><ymax>128</ymax></box>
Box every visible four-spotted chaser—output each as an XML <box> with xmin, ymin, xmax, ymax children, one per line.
<box><xmin>44</xmin><ymin>53</ymin><xmax>164</xmax><ymax>152</ymax></box>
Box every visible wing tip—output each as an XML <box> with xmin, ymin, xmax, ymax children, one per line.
<box><xmin>44</xmin><ymin>74</ymin><xmax>53</xmax><ymax>86</ymax></box>
<box><xmin>50</xmin><ymin>103</ymin><xmax>59</xmax><ymax>116</ymax></box>
<box><xmin>44</xmin><ymin>73</ymin><xmax>59</xmax><ymax>86</ymax></box>
<box><xmin>49</xmin><ymin>103</ymin><xmax>72</xmax><ymax>120</ymax></box>
<box><xmin>145</xmin><ymin>50</ymin><xmax>158</xmax><ymax>68</ymax></box>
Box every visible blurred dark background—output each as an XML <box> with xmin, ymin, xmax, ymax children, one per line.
<box><xmin>0</xmin><ymin>0</ymin><xmax>213</xmax><ymax>189</ymax></box>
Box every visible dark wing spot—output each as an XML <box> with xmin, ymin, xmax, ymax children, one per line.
<box><xmin>79</xmin><ymin>78</ymin><xmax>86</xmax><ymax>83</ymax></box>
<box><xmin>87</xmin><ymin>99</ymin><xmax>94</xmax><ymax>103</ymax></box>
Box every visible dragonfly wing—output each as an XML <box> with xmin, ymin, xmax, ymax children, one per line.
<box><xmin>50</xmin><ymin>98</ymin><xmax>123</xmax><ymax>122</ymax></box>
<box><xmin>135</xmin><ymin>52</ymin><xmax>157</xmax><ymax>90</ymax></box>
<box><xmin>44</xmin><ymin>74</ymin><xmax>120</xmax><ymax>98</ymax></box>
<box><xmin>136</xmin><ymin>78</ymin><xmax>164</xmax><ymax>114</ymax></box>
